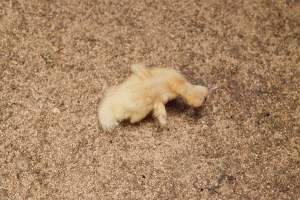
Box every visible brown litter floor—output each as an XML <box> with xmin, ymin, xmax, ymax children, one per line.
<box><xmin>0</xmin><ymin>0</ymin><xmax>299</xmax><ymax>199</ymax></box>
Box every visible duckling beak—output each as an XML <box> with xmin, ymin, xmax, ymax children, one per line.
<box><xmin>208</xmin><ymin>85</ymin><xmax>218</xmax><ymax>93</ymax></box>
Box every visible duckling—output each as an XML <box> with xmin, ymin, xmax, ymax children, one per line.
<box><xmin>98</xmin><ymin>64</ymin><xmax>209</xmax><ymax>131</ymax></box>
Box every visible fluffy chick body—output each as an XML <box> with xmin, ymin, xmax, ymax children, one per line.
<box><xmin>98</xmin><ymin>64</ymin><xmax>208</xmax><ymax>130</ymax></box>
